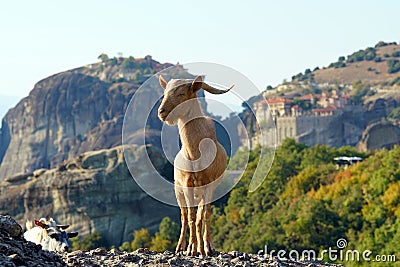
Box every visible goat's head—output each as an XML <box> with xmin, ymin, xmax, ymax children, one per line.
<box><xmin>34</xmin><ymin>219</ymin><xmax>78</xmax><ymax>253</ymax></box>
<box><xmin>158</xmin><ymin>75</ymin><xmax>233</xmax><ymax>125</ymax></box>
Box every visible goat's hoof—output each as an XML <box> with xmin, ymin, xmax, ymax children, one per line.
<box><xmin>204</xmin><ymin>241</ymin><xmax>216</xmax><ymax>256</ymax></box>
<box><xmin>186</xmin><ymin>243</ymin><xmax>197</xmax><ymax>256</ymax></box>
<box><xmin>198</xmin><ymin>248</ymin><xmax>205</xmax><ymax>256</ymax></box>
<box><xmin>175</xmin><ymin>242</ymin><xmax>186</xmax><ymax>254</ymax></box>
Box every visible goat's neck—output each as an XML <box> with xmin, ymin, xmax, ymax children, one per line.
<box><xmin>177</xmin><ymin>99</ymin><xmax>206</xmax><ymax>160</ymax></box>
<box><xmin>177</xmin><ymin>99</ymin><xmax>204</xmax><ymax>131</ymax></box>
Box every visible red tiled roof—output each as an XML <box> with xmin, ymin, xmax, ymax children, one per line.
<box><xmin>267</xmin><ymin>98</ymin><xmax>293</xmax><ymax>104</ymax></box>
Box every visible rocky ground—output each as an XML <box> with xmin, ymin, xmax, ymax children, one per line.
<box><xmin>62</xmin><ymin>248</ymin><xmax>345</xmax><ymax>267</ymax></box>
<box><xmin>1</xmin><ymin>215</ymin><xmax>345</xmax><ymax>267</ymax></box>
<box><xmin>0</xmin><ymin>215</ymin><xmax>66</xmax><ymax>267</ymax></box>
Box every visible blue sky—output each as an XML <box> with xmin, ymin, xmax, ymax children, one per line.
<box><xmin>0</xmin><ymin>0</ymin><xmax>399</xmax><ymax>118</ymax></box>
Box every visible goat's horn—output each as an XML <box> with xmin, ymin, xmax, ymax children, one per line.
<box><xmin>202</xmin><ymin>82</ymin><xmax>234</xmax><ymax>94</ymax></box>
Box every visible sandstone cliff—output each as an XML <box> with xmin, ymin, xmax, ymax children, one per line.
<box><xmin>0</xmin><ymin>144</ymin><xmax>178</xmax><ymax>247</ymax></box>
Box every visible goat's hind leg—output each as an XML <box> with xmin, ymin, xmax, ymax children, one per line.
<box><xmin>175</xmin><ymin>187</ymin><xmax>188</xmax><ymax>253</ymax></box>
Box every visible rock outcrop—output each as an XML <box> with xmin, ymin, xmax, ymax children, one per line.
<box><xmin>357</xmin><ymin>120</ymin><xmax>400</xmax><ymax>151</ymax></box>
<box><xmin>0</xmin><ymin>144</ymin><xmax>179</xmax><ymax>247</ymax></box>
<box><xmin>0</xmin><ymin>215</ymin><xmax>66</xmax><ymax>267</ymax></box>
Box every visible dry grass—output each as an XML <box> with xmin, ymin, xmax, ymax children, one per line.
<box><xmin>313</xmin><ymin>44</ymin><xmax>400</xmax><ymax>86</ymax></box>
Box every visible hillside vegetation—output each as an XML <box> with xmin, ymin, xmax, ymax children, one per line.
<box><xmin>209</xmin><ymin>140</ymin><xmax>400</xmax><ymax>266</ymax></box>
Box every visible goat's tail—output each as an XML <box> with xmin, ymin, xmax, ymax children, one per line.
<box><xmin>26</xmin><ymin>220</ymin><xmax>34</xmax><ymax>230</ymax></box>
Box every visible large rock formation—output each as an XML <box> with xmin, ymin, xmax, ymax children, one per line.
<box><xmin>357</xmin><ymin>120</ymin><xmax>400</xmax><ymax>151</ymax></box>
<box><xmin>0</xmin><ymin>144</ymin><xmax>179</xmax><ymax>247</ymax></box>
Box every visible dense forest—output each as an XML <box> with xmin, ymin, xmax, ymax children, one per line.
<box><xmin>72</xmin><ymin>140</ymin><xmax>400</xmax><ymax>266</ymax></box>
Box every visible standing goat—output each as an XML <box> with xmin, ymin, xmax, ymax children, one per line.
<box><xmin>24</xmin><ymin>218</ymin><xmax>78</xmax><ymax>253</ymax></box>
<box><xmin>158</xmin><ymin>75</ymin><xmax>233</xmax><ymax>256</ymax></box>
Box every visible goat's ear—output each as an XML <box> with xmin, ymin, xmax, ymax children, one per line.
<box><xmin>34</xmin><ymin>219</ymin><xmax>46</xmax><ymax>228</ymax></box>
<box><xmin>191</xmin><ymin>76</ymin><xmax>203</xmax><ymax>93</ymax></box>
<box><xmin>68</xmin><ymin>232</ymin><xmax>79</xmax><ymax>238</ymax></box>
<box><xmin>159</xmin><ymin>75</ymin><xmax>167</xmax><ymax>90</ymax></box>
<box><xmin>57</xmin><ymin>224</ymin><xmax>70</xmax><ymax>230</ymax></box>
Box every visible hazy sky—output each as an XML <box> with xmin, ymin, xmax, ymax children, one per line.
<box><xmin>0</xmin><ymin>0</ymin><xmax>399</xmax><ymax>118</ymax></box>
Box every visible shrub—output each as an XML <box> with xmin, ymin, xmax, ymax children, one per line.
<box><xmin>131</xmin><ymin>228</ymin><xmax>152</xmax><ymax>250</ymax></box>
<box><xmin>387</xmin><ymin>59</ymin><xmax>400</xmax><ymax>74</ymax></box>
<box><xmin>392</xmin><ymin>51</ymin><xmax>400</xmax><ymax>57</ymax></box>
<box><xmin>71</xmin><ymin>231</ymin><xmax>107</xmax><ymax>251</ymax></box>
<box><xmin>97</xmin><ymin>53</ymin><xmax>109</xmax><ymax>62</ymax></box>
<box><xmin>121</xmin><ymin>56</ymin><xmax>136</xmax><ymax>70</ymax></box>
<box><xmin>375</xmin><ymin>41</ymin><xmax>397</xmax><ymax>48</ymax></box>
<box><xmin>347</xmin><ymin>47</ymin><xmax>376</xmax><ymax>62</ymax></box>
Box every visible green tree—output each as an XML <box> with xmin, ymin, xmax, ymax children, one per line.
<box><xmin>150</xmin><ymin>235</ymin><xmax>171</xmax><ymax>252</ymax></box>
<box><xmin>71</xmin><ymin>231</ymin><xmax>107</xmax><ymax>251</ymax></box>
<box><xmin>350</xmin><ymin>80</ymin><xmax>369</xmax><ymax>104</ymax></box>
<box><xmin>121</xmin><ymin>56</ymin><xmax>136</xmax><ymax>70</ymax></box>
<box><xmin>149</xmin><ymin>217</ymin><xmax>180</xmax><ymax>252</ymax></box>
<box><xmin>118</xmin><ymin>241</ymin><xmax>132</xmax><ymax>252</ymax></box>
<box><xmin>156</xmin><ymin>217</ymin><xmax>180</xmax><ymax>242</ymax></box>
<box><xmin>97</xmin><ymin>53</ymin><xmax>109</xmax><ymax>62</ymax></box>
<box><xmin>131</xmin><ymin>228</ymin><xmax>151</xmax><ymax>250</ymax></box>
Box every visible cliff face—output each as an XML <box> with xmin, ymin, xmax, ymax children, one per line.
<box><xmin>0</xmin><ymin>144</ymin><xmax>178</xmax><ymax>246</ymax></box>
<box><xmin>0</xmin><ymin>71</ymin><xmax>139</xmax><ymax>179</ymax></box>
<box><xmin>357</xmin><ymin>120</ymin><xmax>400</xmax><ymax>151</ymax></box>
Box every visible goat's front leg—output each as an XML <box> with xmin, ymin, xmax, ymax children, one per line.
<box><xmin>203</xmin><ymin>187</ymin><xmax>215</xmax><ymax>256</ymax></box>
<box><xmin>184</xmin><ymin>187</ymin><xmax>197</xmax><ymax>256</ymax></box>
<box><xmin>175</xmin><ymin>188</ymin><xmax>187</xmax><ymax>253</ymax></box>
<box><xmin>196</xmin><ymin>199</ymin><xmax>205</xmax><ymax>255</ymax></box>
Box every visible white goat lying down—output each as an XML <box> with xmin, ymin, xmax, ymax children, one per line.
<box><xmin>24</xmin><ymin>218</ymin><xmax>78</xmax><ymax>253</ymax></box>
